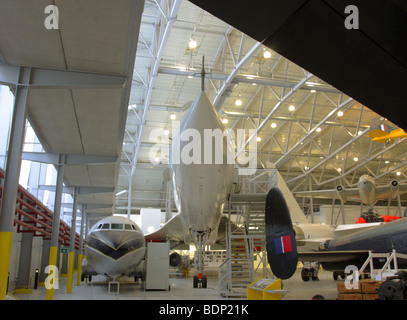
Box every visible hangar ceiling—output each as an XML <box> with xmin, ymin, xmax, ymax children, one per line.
<box><xmin>188</xmin><ymin>0</ymin><xmax>407</xmax><ymax>132</ymax></box>
<box><xmin>117</xmin><ymin>0</ymin><xmax>407</xmax><ymax>217</ymax></box>
<box><xmin>0</xmin><ymin>0</ymin><xmax>144</xmax><ymax>220</ymax></box>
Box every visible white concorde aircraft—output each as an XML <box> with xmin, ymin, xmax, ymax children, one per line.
<box><xmin>146</xmin><ymin>64</ymin><xmax>235</xmax><ymax>288</ymax></box>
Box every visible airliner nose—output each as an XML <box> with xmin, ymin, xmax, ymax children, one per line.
<box><xmin>87</xmin><ymin>230</ymin><xmax>144</xmax><ymax>260</ymax></box>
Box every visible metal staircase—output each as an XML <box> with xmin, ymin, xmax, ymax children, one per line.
<box><xmin>219</xmin><ymin>169</ymin><xmax>275</xmax><ymax>298</ymax></box>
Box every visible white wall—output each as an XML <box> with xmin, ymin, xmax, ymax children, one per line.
<box><xmin>140</xmin><ymin>208</ymin><xmax>163</xmax><ymax>234</ymax></box>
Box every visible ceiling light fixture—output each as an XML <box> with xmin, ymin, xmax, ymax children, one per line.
<box><xmin>271</xmin><ymin>122</ymin><xmax>277</xmax><ymax>128</ymax></box>
<box><xmin>170</xmin><ymin>113</ymin><xmax>176</xmax><ymax>120</ymax></box>
<box><xmin>116</xmin><ymin>190</ymin><xmax>126</xmax><ymax>196</ymax></box>
<box><xmin>263</xmin><ymin>50</ymin><xmax>272</xmax><ymax>59</ymax></box>
<box><xmin>235</xmin><ymin>99</ymin><xmax>242</xmax><ymax>106</ymax></box>
<box><xmin>188</xmin><ymin>38</ymin><xmax>197</xmax><ymax>49</ymax></box>
<box><xmin>337</xmin><ymin>111</ymin><xmax>344</xmax><ymax>117</ymax></box>
<box><xmin>288</xmin><ymin>105</ymin><xmax>295</xmax><ymax>112</ymax></box>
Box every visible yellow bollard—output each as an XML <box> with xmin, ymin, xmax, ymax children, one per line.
<box><xmin>45</xmin><ymin>246</ymin><xmax>58</xmax><ymax>300</ymax></box>
<box><xmin>0</xmin><ymin>232</ymin><xmax>13</xmax><ymax>300</ymax></box>
<box><xmin>76</xmin><ymin>254</ymin><xmax>83</xmax><ymax>286</ymax></box>
<box><xmin>66</xmin><ymin>251</ymin><xmax>75</xmax><ymax>293</ymax></box>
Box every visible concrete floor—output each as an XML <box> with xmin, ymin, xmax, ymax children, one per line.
<box><xmin>11</xmin><ymin>268</ymin><xmax>339</xmax><ymax>300</ymax></box>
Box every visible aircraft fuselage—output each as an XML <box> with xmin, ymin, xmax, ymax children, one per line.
<box><xmin>83</xmin><ymin>216</ymin><xmax>146</xmax><ymax>279</ymax></box>
<box><xmin>171</xmin><ymin>91</ymin><xmax>234</xmax><ymax>244</ymax></box>
<box><xmin>357</xmin><ymin>174</ymin><xmax>376</xmax><ymax>205</ymax></box>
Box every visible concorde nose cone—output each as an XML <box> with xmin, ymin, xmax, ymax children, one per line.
<box><xmin>181</xmin><ymin>91</ymin><xmax>224</xmax><ymax>132</ymax></box>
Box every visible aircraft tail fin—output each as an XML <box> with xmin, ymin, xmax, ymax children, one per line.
<box><xmin>266</xmin><ymin>161</ymin><xmax>309</xmax><ymax>224</ymax></box>
<box><xmin>368</xmin><ymin>129</ymin><xmax>388</xmax><ymax>138</ymax></box>
<box><xmin>265</xmin><ymin>187</ymin><xmax>298</xmax><ymax>279</ymax></box>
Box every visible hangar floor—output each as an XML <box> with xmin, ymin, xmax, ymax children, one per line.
<box><xmin>11</xmin><ymin>269</ymin><xmax>338</xmax><ymax>300</ymax></box>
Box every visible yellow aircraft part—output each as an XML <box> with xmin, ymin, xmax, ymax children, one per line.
<box><xmin>369</xmin><ymin>129</ymin><xmax>390</xmax><ymax>142</ymax></box>
<box><xmin>369</xmin><ymin>128</ymin><xmax>407</xmax><ymax>143</ymax></box>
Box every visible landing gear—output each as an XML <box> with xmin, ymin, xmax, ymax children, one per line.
<box><xmin>191</xmin><ymin>230</ymin><xmax>209</xmax><ymax>289</ymax></box>
<box><xmin>378</xmin><ymin>271</ymin><xmax>407</xmax><ymax>300</ymax></box>
<box><xmin>81</xmin><ymin>273</ymin><xmax>92</xmax><ymax>282</ymax></box>
<box><xmin>301</xmin><ymin>262</ymin><xmax>319</xmax><ymax>281</ymax></box>
<box><xmin>193</xmin><ymin>274</ymin><xmax>207</xmax><ymax>288</ymax></box>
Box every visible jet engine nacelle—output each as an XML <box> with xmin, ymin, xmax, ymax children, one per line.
<box><xmin>390</xmin><ymin>180</ymin><xmax>399</xmax><ymax>199</ymax></box>
<box><xmin>336</xmin><ymin>185</ymin><xmax>347</xmax><ymax>202</ymax></box>
<box><xmin>169</xmin><ymin>252</ymin><xmax>182</xmax><ymax>267</ymax></box>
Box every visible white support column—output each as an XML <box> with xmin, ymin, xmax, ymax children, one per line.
<box><xmin>77</xmin><ymin>205</ymin><xmax>85</xmax><ymax>286</ymax></box>
<box><xmin>46</xmin><ymin>153</ymin><xmax>66</xmax><ymax>300</ymax></box>
<box><xmin>67</xmin><ymin>187</ymin><xmax>78</xmax><ymax>294</ymax></box>
<box><xmin>0</xmin><ymin>66</ymin><xmax>31</xmax><ymax>300</ymax></box>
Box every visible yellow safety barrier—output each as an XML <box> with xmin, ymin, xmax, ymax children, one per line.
<box><xmin>247</xmin><ymin>278</ymin><xmax>284</xmax><ymax>300</ymax></box>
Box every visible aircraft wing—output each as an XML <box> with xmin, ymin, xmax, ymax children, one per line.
<box><xmin>374</xmin><ymin>183</ymin><xmax>407</xmax><ymax>201</ymax></box>
<box><xmin>399</xmin><ymin>183</ymin><xmax>407</xmax><ymax>194</ymax></box>
<box><xmin>144</xmin><ymin>213</ymin><xmax>185</xmax><ymax>244</ymax></box>
<box><xmin>144</xmin><ymin>213</ymin><xmax>231</xmax><ymax>248</ymax></box>
<box><xmin>298</xmin><ymin>250</ymin><xmax>369</xmax><ymax>263</ymax></box>
<box><xmin>229</xmin><ymin>193</ymin><xmax>267</xmax><ymax>203</ymax></box>
<box><xmin>293</xmin><ymin>188</ymin><xmax>361</xmax><ymax>201</ymax></box>
<box><xmin>334</xmin><ymin>222</ymin><xmax>382</xmax><ymax>235</ymax></box>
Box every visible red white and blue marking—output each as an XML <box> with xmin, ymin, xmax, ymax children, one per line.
<box><xmin>274</xmin><ymin>234</ymin><xmax>293</xmax><ymax>255</ymax></box>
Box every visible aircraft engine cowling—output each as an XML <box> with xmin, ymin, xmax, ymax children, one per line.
<box><xmin>336</xmin><ymin>185</ymin><xmax>347</xmax><ymax>202</ymax></box>
<box><xmin>169</xmin><ymin>252</ymin><xmax>182</xmax><ymax>267</ymax></box>
<box><xmin>390</xmin><ymin>180</ymin><xmax>399</xmax><ymax>199</ymax></box>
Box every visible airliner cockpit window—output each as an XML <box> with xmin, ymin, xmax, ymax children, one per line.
<box><xmin>125</xmin><ymin>224</ymin><xmax>132</xmax><ymax>230</ymax></box>
<box><xmin>97</xmin><ymin>224</ymin><xmax>102</xmax><ymax>229</ymax></box>
<box><xmin>111</xmin><ymin>223</ymin><xmax>123</xmax><ymax>230</ymax></box>
<box><xmin>131</xmin><ymin>225</ymin><xmax>137</xmax><ymax>230</ymax></box>
<box><xmin>102</xmin><ymin>224</ymin><xmax>110</xmax><ymax>229</ymax></box>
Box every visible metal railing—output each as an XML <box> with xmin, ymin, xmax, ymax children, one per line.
<box><xmin>0</xmin><ymin>169</ymin><xmax>80</xmax><ymax>249</ymax></box>
<box><xmin>218</xmin><ymin>168</ymin><xmax>275</xmax><ymax>297</ymax></box>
